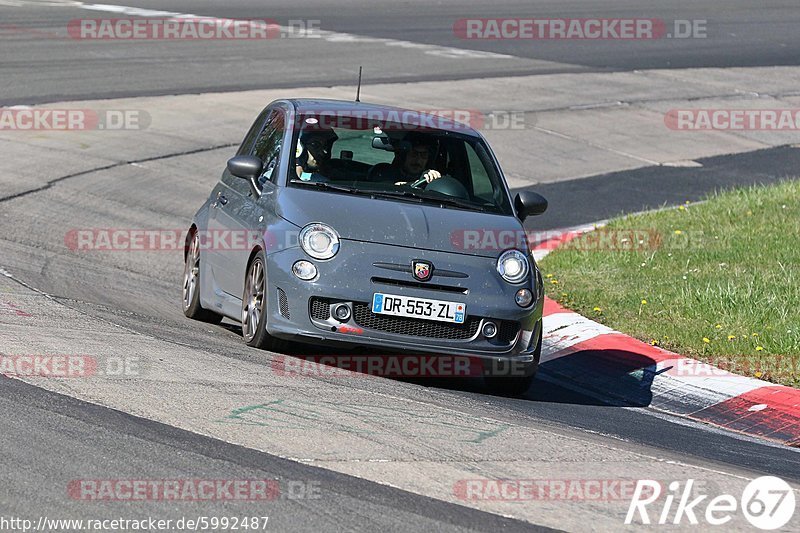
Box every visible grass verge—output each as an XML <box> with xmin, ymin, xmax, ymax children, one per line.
<box><xmin>540</xmin><ymin>180</ymin><xmax>800</xmax><ymax>387</ymax></box>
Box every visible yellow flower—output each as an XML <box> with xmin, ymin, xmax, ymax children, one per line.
<box><xmin>751</xmin><ymin>333</ymin><xmax>759</xmax><ymax>337</ymax></box>
<box><xmin>678</xmin><ymin>205</ymin><xmax>686</xmax><ymax>211</ymax></box>
<box><xmin>674</xmin><ymin>230</ymin><xmax>683</xmax><ymax>235</ymax></box>
<box><xmin>715</xmin><ymin>324</ymin><xmax>722</xmax><ymax>329</ymax></box>
<box><xmin>545</xmin><ymin>273</ymin><xmax>553</xmax><ymax>278</ymax></box>
<box><xmin>640</xmin><ymin>299</ymin><xmax>648</xmax><ymax>305</ymax></box>
<box><xmin>684</xmin><ymin>200</ymin><xmax>690</xmax><ymax>205</ymax></box>
<box><xmin>663</xmin><ymin>335</ymin><xmax>669</xmax><ymax>340</ymax></box>
<box><xmin>727</xmin><ymin>335</ymin><xmax>736</xmax><ymax>340</ymax></box>
<box><xmin>756</xmin><ymin>346</ymin><xmax>764</xmax><ymax>352</ymax></box>
<box><xmin>755</xmin><ymin>371</ymin><xmax>763</xmax><ymax>378</ymax></box>
<box><xmin>649</xmin><ymin>339</ymin><xmax>659</xmax><ymax>346</ymax></box>
<box><xmin>561</xmin><ymin>292</ymin><xmax>568</xmax><ymax>297</ymax></box>
<box><xmin>550</xmin><ymin>279</ymin><xmax>559</xmax><ymax>285</ymax></box>
<box><xmin>593</xmin><ymin>307</ymin><xmax>602</xmax><ymax>313</ymax></box>
<box><xmin>703</xmin><ymin>337</ymin><xmax>711</xmax><ymax>343</ymax></box>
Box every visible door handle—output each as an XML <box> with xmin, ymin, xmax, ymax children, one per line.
<box><xmin>213</xmin><ymin>191</ymin><xmax>228</xmax><ymax>208</ymax></box>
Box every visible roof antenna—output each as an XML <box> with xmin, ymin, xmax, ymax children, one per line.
<box><xmin>355</xmin><ymin>66</ymin><xmax>362</xmax><ymax>102</ymax></box>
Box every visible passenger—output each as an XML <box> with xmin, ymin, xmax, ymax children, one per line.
<box><xmin>295</xmin><ymin>129</ymin><xmax>338</xmax><ymax>180</ymax></box>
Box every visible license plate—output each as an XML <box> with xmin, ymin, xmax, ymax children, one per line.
<box><xmin>371</xmin><ymin>293</ymin><xmax>466</xmax><ymax>324</ymax></box>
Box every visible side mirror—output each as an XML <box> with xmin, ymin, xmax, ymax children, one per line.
<box><xmin>514</xmin><ymin>191</ymin><xmax>548</xmax><ymax>222</ymax></box>
<box><xmin>371</xmin><ymin>136</ymin><xmax>394</xmax><ymax>151</ymax></box>
<box><xmin>227</xmin><ymin>155</ymin><xmax>263</xmax><ymax>181</ymax></box>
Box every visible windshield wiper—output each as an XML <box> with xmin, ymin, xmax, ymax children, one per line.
<box><xmin>290</xmin><ymin>180</ymin><xmax>488</xmax><ymax>211</ymax></box>
<box><xmin>372</xmin><ymin>189</ymin><xmax>487</xmax><ymax>212</ymax></box>
<box><xmin>291</xmin><ymin>180</ymin><xmax>428</xmax><ymax>205</ymax></box>
<box><xmin>289</xmin><ymin>180</ymin><xmax>364</xmax><ymax>195</ymax></box>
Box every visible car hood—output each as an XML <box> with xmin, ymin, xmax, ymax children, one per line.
<box><xmin>277</xmin><ymin>187</ymin><xmax>526</xmax><ymax>258</ymax></box>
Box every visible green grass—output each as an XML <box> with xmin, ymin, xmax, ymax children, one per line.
<box><xmin>540</xmin><ymin>180</ymin><xmax>800</xmax><ymax>387</ymax></box>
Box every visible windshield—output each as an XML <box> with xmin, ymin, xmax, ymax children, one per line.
<box><xmin>288</xmin><ymin>114</ymin><xmax>512</xmax><ymax>215</ymax></box>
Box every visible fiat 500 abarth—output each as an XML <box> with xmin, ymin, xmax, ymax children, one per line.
<box><xmin>182</xmin><ymin>99</ymin><xmax>548</xmax><ymax>394</ymax></box>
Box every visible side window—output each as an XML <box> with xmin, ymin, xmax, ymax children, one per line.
<box><xmin>252</xmin><ymin>110</ymin><xmax>285</xmax><ymax>189</ymax></box>
<box><xmin>465</xmin><ymin>143</ymin><xmax>493</xmax><ymax>201</ymax></box>
<box><xmin>238</xmin><ymin>108</ymin><xmax>271</xmax><ymax>156</ymax></box>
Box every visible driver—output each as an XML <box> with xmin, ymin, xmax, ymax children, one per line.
<box><xmin>373</xmin><ymin>132</ymin><xmax>444</xmax><ymax>186</ymax></box>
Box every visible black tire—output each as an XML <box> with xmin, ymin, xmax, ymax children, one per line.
<box><xmin>484</xmin><ymin>330</ymin><xmax>541</xmax><ymax>397</ymax></box>
<box><xmin>182</xmin><ymin>230</ymin><xmax>223</xmax><ymax>324</ymax></box>
<box><xmin>241</xmin><ymin>253</ymin><xmax>287</xmax><ymax>351</ymax></box>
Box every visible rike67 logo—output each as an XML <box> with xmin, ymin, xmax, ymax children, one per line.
<box><xmin>626</xmin><ymin>476</ymin><xmax>796</xmax><ymax>529</ymax></box>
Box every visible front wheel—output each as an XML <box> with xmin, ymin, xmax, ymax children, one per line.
<box><xmin>484</xmin><ymin>332</ymin><xmax>541</xmax><ymax>397</ymax></box>
<box><xmin>182</xmin><ymin>230</ymin><xmax>223</xmax><ymax>324</ymax></box>
<box><xmin>242</xmin><ymin>253</ymin><xmax>286</xmax><ymax>351</ymax></box>
<box><xmin>484</xmin><ymin>372</ymin><xmax>536</xmax><ymax>397</ymax></box>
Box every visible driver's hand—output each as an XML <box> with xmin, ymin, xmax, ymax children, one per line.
<box><xmin>422</xmin><ymin>170</ymin><xmax>442</xmax><ymax>183</ymax></box>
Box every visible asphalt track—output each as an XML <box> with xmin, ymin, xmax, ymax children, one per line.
<box><xmin>2</xmin><ymin>0</ymin><xmax>800</xmax><ymax>104</ymax></box>
<box><xmin>2</xmin><ymin>1</ymin><xmax>800</xmax><ymax>531</ymax></box>
<box><xmin>0</xmin><ymin>375</ymin><xmax>547</xmax><ymax>532</ymax></box>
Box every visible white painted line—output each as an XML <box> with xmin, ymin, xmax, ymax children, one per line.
<box><xmin>68</xmin><ymin>2</ymin><xmax>513</xmax><ymax>60</ymax></box>
<box><xmin>662</xmin><ymin>159</ymin><xmax>703</xmax><ymax>168</ymax></box>
<box><xmin>654</xmin><ymin>358</ymin><xmax>766</xmax><ymax>398</ymax></box>
<box><xmin>0</xmin><ymin>0</ymin><xmax>82</xmax><ymax>6</ymax></box>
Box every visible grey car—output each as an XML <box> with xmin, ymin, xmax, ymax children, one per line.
<box><xmin>182</xmin><ymin>98</ymin><xmax>548</xmax><ymax>394</ymax></box>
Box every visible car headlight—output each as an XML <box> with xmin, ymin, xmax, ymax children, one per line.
<box><xmin>299</xmin><ymin>223</ymin><xmax>340</xmax><ymax>260</ymax></box>
<box><xmin>497</xmin><ymin>249</ymin><xmax>529</xmax><ymax>284</ymax></box>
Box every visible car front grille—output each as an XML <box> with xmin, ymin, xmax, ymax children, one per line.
<box><xmin>310</xmin><ymin>297</ymin><xmax>330</xmax><ymax>320</ymax></box>
<box><xmin>352</xmin><ymin>302</ymin><xmax>481</xmax><ymax>339</ymax></box>
<box><xmin>309</xmin><ymin>297</ymin><xmax>519</xmax><ymax>343</ymax></box>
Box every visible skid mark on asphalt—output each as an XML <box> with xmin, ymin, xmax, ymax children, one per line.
<box><xmin>0</xmin><ymin>142</ymin><xmax>236</xmax><ymax>203</ymax></box>
<box><xmin>219</xmin><ymin>399</ymin><xmax>510</xmax><ymax>444</ymax></box>
<box><xmin>0</xmin><ymin>301</ymin><xmax>31</xmax><ymax>316</ymax></box>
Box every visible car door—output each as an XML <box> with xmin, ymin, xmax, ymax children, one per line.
<box><xmin>208</xmin><ymin>108</ymin><xmax>286</xmax><ymax>299</ymax></box>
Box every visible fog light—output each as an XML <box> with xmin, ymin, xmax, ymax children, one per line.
<box><xmin>292</xmin><ymin>260</ymin><xmax>317</xmax><ymax>281</ymax></box>
<box><xmin>482</xmin><ymin>321</ymin><xmax>498</xmax><ymax>338</ymax></box>
<box><xmin>515</xmin><ymin>288</ymin><xmax>533</xmax><ymax>307</ymax></box>
<box><xmin>333</xmin><ymin>303</ymin><xmax>351</xmax><ymax>322</ymax></box>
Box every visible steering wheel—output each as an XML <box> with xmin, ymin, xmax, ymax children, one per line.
<box><xmin>409</xmin><ymin>176</ymin><xmax>428</xmax><ymax>188</ymax></box>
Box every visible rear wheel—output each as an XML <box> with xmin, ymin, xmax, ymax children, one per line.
<box><xmin>182</xmin><ymin>230</ymin><xmax>223</xmax><ymax>324</ymax></box>
<box><xmin>242</xmin><ymin>253</ymin><xmax>287</xmax><ymax>351</ymax></box>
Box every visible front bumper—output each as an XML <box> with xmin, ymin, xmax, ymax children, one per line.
<box><xmin>263</xmin><ymin>241</ymin><xmax>544</xmax><ymax>365</ymax></box>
